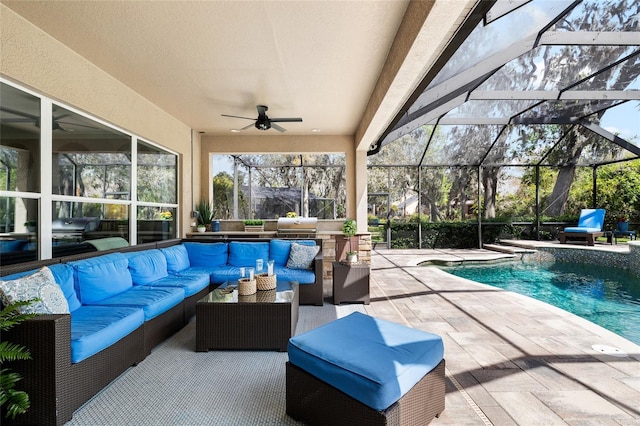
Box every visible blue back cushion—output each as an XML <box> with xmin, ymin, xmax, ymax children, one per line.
<box><xmin>71</xmin><ymin>254</ymin><xmax>132</xmax><ymax>304</ymax></box>
<box><xmin>228</xmin><ymin>242</ymin><xmax>269</xmax><ymax>267</ymax></box>
<box><xmin>126</xmin><ymin>249</ymin><xmax>168</xmax><ymax>285</ymax></box>
<box><xmin>578</xmin><ymin>208</ymin><xmax>606</xmax><ymax>229</ymax></box>
<box><xmin>49</xmin><ymin>264</ymin><xmax>82</xmax><ymax>312</ymax></box>
<box><xmin>269</xmin><ymin>239</ymin><xmax>316</xmax><ymax>266</ymax></box>
<box><xmin>160</xmin><ymin>245</ymin><xmax>191</xmax><ymax>273</ymax></box>
<box><xmin>184</xmin><ymin>242</ymin><xmax>228</xmax><ymax>267</ymax></box>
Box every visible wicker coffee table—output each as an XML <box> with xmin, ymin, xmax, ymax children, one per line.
<box><xmin>196</xmin><ymin>281</ymin><xmax>299</xmax><ymax>352</ymax></box>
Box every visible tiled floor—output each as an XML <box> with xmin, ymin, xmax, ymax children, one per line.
<box><xmin>365</xmin><ymin>247</ymin><xmax>640</xmax><ymax>425</ymax></box>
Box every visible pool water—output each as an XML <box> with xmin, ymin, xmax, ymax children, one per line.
<box><xmin>442</xmin><ymin>261</ymin><xmax>640</xmax><ymax>345</ymax></box>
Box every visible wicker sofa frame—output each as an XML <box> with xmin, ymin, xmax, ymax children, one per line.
<box><xmin>0</xmin><ymin>237</ymin><xmax>323</xmax><ymax>425</ymax></box>
<box><xmin>286</xmin><ymin>359</ymin><xmax>446</xmax><ymax>425</ymax></box>
<box><xmin>0</xmin><ymin>240</ymin><xmax>206</xmax><ymax>426</ymax></box>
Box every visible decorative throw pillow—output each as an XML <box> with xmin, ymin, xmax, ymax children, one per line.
<box><xmin>286</xmin><ymin>243</ymin><xmax>320</xmax><ymax>270</ymax></box>
<box><xmin>0</xmin><ymin>266</ymin><xmax>69</xmax><ymax>314</ymax></box>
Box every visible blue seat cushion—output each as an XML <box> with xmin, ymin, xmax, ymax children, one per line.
<box><xmin>70</xmin><ymin>305</ymin><xmax>144</xmax><ymax>363</ymax></box>
<box><xmin>160</xmin><ymin>245</ymin><xmax>191</xmax><ymax>273</ymax></box>
<box><xmin>143</xmin><ymin>274</ymin><xmax>209</xmax><ymax>297</ymax></box>
<box><xmin>228</xmin><ymin>241</ymin><xmax>269</xmax><ymax>267</ymax></box>
<box><xmin>209</xmin><ymin>265</ymin><xmax>249</xmax><ymax>284</ymax></box>
<box><xmin>274</xmin><ymin>265</ymin><xmax>315</xmax><ymax>284</ymax></box>
<box><xmin>288</xmin><ymin>312</ymin><xmax>444</xmax><ymax>411</ymax></box>
<box><xmin>184</xmin><ymin>242</ymin><xmax>228</xmax><ymax>267</ymax></box>
<box><xmin>86</xmin><ymin>286</ymin><xmax>184</xmax><ymax>321</ymax></box>
<box><xmin>563</xmin><ymin>227</ymin><xmax>602</xmax><ymax>233</ymax></box>
<box><xmin>125</xmin><ymin>249</ymin><xmax>169</xmax><ymax>284</ymax></box>
<box><xmin>269</xmin><ymin>239</ymin><xmax>317</xmax><ymax>266</ymax></box>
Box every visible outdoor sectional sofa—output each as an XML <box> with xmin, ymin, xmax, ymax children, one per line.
<box><xmin>0</xmin><ymin>237</ymin><xmax>323</xmax><ymax>426</ymax></box>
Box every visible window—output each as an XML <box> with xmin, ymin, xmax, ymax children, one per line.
<box><xmin>211</xmin><ymin>154</ymin><xmax>346</xmax><ymax>219</ymax></box>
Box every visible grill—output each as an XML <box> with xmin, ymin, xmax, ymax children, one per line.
<box><xmin>52</xmin><ymin>217</ymin><xmax>101</xmax><ymax>240</ymax></box>
<box><xmin>276</xmin><ymin>217</ymin><xmax>317</xmax><ymax>237</ymax></box>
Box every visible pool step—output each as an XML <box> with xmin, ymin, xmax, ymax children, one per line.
<box><xmin>483</xmin><ymin>244</ymin><xmax>535</xmax><ymax>255</ymax></box>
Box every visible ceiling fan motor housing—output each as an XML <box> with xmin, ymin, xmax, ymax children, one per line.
<box><xmin>256</xmin><ymin>119</ymin><xmax>271</xmax><ymax>130</ymax></box>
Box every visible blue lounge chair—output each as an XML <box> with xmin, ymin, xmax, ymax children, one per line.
<box><xmin>559</xmin><ymin>208</ymin><xmax>606</xmax><ymax>246</ymax></box>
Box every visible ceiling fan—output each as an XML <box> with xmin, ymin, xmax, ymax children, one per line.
<box><xmin>222</xmin><ymin>105</ymin><xmax>302</xmax><ymax>132</ymax></box>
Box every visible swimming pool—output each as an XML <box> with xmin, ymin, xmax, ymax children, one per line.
<box><xmin>442</xmin><ymin>261</ymin><xmax>640</xmax><ymax>345</ymax></box>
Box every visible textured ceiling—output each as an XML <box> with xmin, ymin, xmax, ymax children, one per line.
<box><xmin>2</xmin><ymin>0</ymin><xmax>474</xmax><ymax>143</ymax></box>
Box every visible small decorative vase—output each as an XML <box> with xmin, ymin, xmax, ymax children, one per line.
<box><xmin>617</xmin><ymin>221</ymin><xmax>629</xmax><ymax>232</ymax></box>
<box><xmin>197</xmin><ymin>226</ymin><xmax>206</xmax><ymax>233</ymax></box>
<box><xmin>211</xmin><ymin>220</ymin><xmax>220</xmax><ymax>232</ymax></box>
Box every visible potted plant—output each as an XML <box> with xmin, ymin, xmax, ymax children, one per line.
<box><xmin>243</xmin><ymin>219</ymin><xmax>265</xmax><ymax>232</ymax></box>
<box><xmin>342</xmin><ymin>219</ymin><xmax>358</xmax><ymax>263</ymax></box>
<box><xmin>618</xmin><ymin>213</ymin><xmax>629</xmax><ymax>232</ymax></box>
<box><xmin>195</xmin><ymin>200</ymin><xmax>213</xmax><ymax>232</ymax></box>
<box><xmin>0</xmin><ymin>299</ymin><xmax>37</xmax><ymax>420</ymax></box>
<box><xmin>23</xmin><ymin>221</ymin><xmax>36</xmax><ymax>233</ymax></box>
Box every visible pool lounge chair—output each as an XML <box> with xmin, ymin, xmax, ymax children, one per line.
<box><xmin>559</xmin><ymin>208</ymin><xmax>606</xmax><ymax>246</ymax></box>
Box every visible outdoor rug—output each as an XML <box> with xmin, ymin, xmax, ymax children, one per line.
<box><xmin>66</xmin><ymin>301</ymin><xmax>363</xmax><ymax>425</ymax></box>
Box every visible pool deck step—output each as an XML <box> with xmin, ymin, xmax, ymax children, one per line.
<box><xmin>483</xmin><ymin>243</ymin><xmax>536</xmax><ymax>255</ymax></box>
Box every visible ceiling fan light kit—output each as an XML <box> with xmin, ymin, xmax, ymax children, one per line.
<box><xmin>222</xmin><ymin>104</ymin><xmax>302</xmax><ymax>133</ymax></box>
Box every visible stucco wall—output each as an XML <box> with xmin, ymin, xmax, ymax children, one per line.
<box><xmin>1</xmin><ymin>5</ymin><xmax>197</xmax><ymax>235</ymax></box>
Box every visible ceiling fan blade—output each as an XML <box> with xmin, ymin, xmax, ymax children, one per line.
<box><xmin>0</xmin><ymin>118</ymin><xmax>34</xmax><ymax>123</ymax></box>
<box><xmin>270</xmin><ymin>117</ymin><xmax>303</xmax><ymax>123</ymax></box>
<box><xmin>221</xmin><ymin>114</ymin><xmax>255</xmax><ymax>121</ymax></box>
<box><xmin>57</xmin><ymin>121</ymin><xmax>101</xmax><ymax>130</ymax></box>
<box><xmin>271</xmin><ymin>123</ymin><xmax>287</xmax><ymax>132</ymax></box>
<box><xmin>240</xmin><ymin>122</ymin><xmax>256</xmax><ymax>131</ymax></box>
<box><xmin>0</xmin><ymin>106</ymin><xmax>38</xmax><ymax>120</ymax></box>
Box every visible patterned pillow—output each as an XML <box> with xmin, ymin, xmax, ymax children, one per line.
<box><xmin>285</xmin><ymin>243</ymin><xmax>320</xmax><ymax>270</ymax></box>
<box><xmin>0</xmin><ymin>267</ymin><xmax>69</xmax><ymax>314</ymax></box>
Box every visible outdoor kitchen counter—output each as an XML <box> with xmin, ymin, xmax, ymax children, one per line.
<box><xmin>186</xmin><ymin>231</ymin><xmax>277</xmax><ymax>239</ymax></box>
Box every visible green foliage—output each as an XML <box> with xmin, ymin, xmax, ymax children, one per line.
<box><xmin>242</xmin><ymin>219</ymin><xmax>264</xmax><ymax>226</ymax></box>
<box><xmin>0</xmin><ymin>299</ymin><xmax>37</xmax><ymax>420</ymax></box>
<box><xmin>341</xmin><ymin>219</ymin><xmax>357</xmax><ymax>238</ymax></box>
<box><xmin>195</xmin><ymin>200</ymin><xmax>215</xmax><ymax>226</ymax></box>
<box><xmin>341</xmin><ymin>219</ymin><xmax>358</xmax><ymax>254</ymax></box>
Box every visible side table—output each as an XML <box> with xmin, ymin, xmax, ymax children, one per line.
<box><xmin>612</xmin><ymin>229</ymin><xmax>637</xmax><ymax>244</ymax></box>
<box><xmin>332</xmin><ymin>261</ymin><xmax>370</xmax><ymax>305</ymax></box>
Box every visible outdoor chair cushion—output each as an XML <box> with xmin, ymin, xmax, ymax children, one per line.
<box><xmin>269</xmin><ymin>239</ymin><xmax>316</xmax><ymax>266</ymax></box>
<box><xmin>160</xmin><ymin>244</ymin><xmax>191</xmax><ymax>273</ymax></box>
<box><xmin>184</xmin><ymin>242</ymin><xmax>228</xmax><ymax>267</ymax></box>
<box><xmin>273</xmin><ymin>265</ymin><xmax>315</xmax><ymax>284</ymax></box>
<box><xmin>564</xmin><ymin>208</ymin><xmax>605</xmax><ymax>233</ymax></box>
<box><xmin>288</xmin><ymin>312</ymin><xmax>444</xmax><ymax>411</ymax></box>
<box><xmin>69</xmin><ymin>253</ymin><xmax>133</xmax><ymax>304</ymax></box>
<box><xmin>0</xmin><ymin>266</ymin><xmax>69</xmax><ymax>314</ymax></box>
<box><xmin>125</xmin><ymin>249</ymin><xmax>169</xmax><ymax>285</ymax></box>
<box><xmin>86</xmin><ymin>286</ymin><xmax>184</xmax><ymax>321</ymax></box>
<box><xmin>141</xmin><ymin>274</ymin><xmax>209</xmax><ymax>297</ymax></box>
<box><xmin>228</xmin><ymin>241</ymin><xmax>269</xmax><ymax>267</ymax></box>
<box><xmin>70</xmin><ymin>305</ymin><xmax>144</xmax><ymax>363</ymax></box>
<box><xmin>1</xmin><ymin>263</ymin><xmax>81</xmax><ymax>312</ymax></box>
<box><xmin>285</xmin><ymin>243</ymin><xmax>320</xmax><ymax>270</ymax></box>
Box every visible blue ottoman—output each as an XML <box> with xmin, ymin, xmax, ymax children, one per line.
<box><xmin>286</xmin><ymin>312</ymin><xmax>445</xmax><ymax>425</ymax></box>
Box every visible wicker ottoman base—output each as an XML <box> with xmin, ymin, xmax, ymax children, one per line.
<box><xmin>286</xmin><ymin>359</ymin><xmax>445</xmax><ymax>425</ymax></box>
